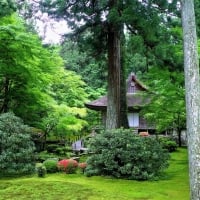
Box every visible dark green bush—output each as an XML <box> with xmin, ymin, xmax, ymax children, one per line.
<box><xmin>46</xmin><ymin>145</ymin><xmax>73</xmax><ymax>158</ymax></box>
<box><xmin>46</xmin><ymin>144</ymin><xmax>60</xmax><ymax>153</ymax></box>
<box><xmin>85</xmin><ymin>129</ymin><xmax>170</xmax><ymax>180</ymax></box>
<box><xmin>158</xmin><ymin>136</ymin><xmax>178</xmax><ymax>152</ymax></box>
<box><xmin>0</xmin><ymin>112</ymin><xmax>35</xmax><ymax>176</ymax></box>
<box><xmin>43</xmin><ymin>159</ymin><xmax>58</xmax><ymax>173</ymax></box>
<box><xmin>35</xmin><ymin>163</ymin><xmax>46</xmax><ymax>177</ymax></box>
<box><xmin>55</xmin><ymin>146</ymin><xmax>72</xmax><ymax>157</ymax></box>
<box><xmin>36</xmin><ymin>151</ymin><xmax>58</xmax><ymax>162</ymax></box>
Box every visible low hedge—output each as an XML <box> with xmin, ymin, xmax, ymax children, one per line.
<box><xmin>43</xmin><ymin>159</ymin><xmax>58</xmax><ymax>173</ymax></box>
<box><xmin>158</xmin><ymin>136</ymin><xmax>178</xmax><ymax>152</ymax></box>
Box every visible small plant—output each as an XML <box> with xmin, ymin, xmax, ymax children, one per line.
<box><xmin>159</xmin><ymin>136</ymin><xmax>178</xmax><ymax>152</ymax></box>
<box><xmin>43</xmin><ymin>159</ymin><xmax>58</xmax><ymax>173</ymax></box>
<box><xmin>36</xmin><ymin>163</ymin><xmax>46</xmax><ymax>177</ymax></box>
<box><xmin>78</xmin><ymin>162</ymin><xmax>87</xmax><ymax>173</ymax></box>
<box><xmin>57</xmin><ymin>159</ymin><xmax>78</xmax><ymax>174</ymax></box>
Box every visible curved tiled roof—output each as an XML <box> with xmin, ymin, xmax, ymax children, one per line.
<box><xmin>85</xmin><ymin>73</ymin><xmax>150</xmax><ymax>111</ymax></box>
<box><xmin>85</xmin><ymin>93</ymin><xmax>151</xmax><ymax>111</ymax></box>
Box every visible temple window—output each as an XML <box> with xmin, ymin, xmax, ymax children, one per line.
<box><xmin>129</xmin><ymin>81</ymin><xmax>136</xmax><ymax>93</ymax></box>
<box><xmin>128</xmin><ymin>112</ymin><xmax>139</xmax><ymax>127</ymax></box>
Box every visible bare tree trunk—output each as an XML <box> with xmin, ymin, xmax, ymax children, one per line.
<box><xmin>181</xmin><ymin>0</ymin><xmax>200</xmax><ymax>199</ymax></box>
<box><xmin>120</xmin><ymin>33</ymin><xmax>129</xmax><ymax>128</ymax></box>
<box><xmin>106</xmin><ymin>27</ymin><xmax>121</xmax><ymax>129</ymax></box>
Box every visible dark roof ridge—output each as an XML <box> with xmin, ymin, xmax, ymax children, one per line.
<box><xmin>127</xmin><ymin>73</ymin><xmax>148</xmax><ymax>91</ymax></box>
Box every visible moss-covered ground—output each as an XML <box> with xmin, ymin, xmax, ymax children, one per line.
<box><xmin>0</xmin><ymin>148</ymin><xmax>189</xmax><ymax>200</ymax></box>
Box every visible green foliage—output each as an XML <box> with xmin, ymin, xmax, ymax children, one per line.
<box><xmin>0</xmin><ymin>14</ymin><xmax>61</xmax><ymax>127</ymax></box>
<box><xmin>50</xmin><ymin>69</ymin><xmax>88</xmax><ymax>107</ymax></box>
<box><xmin>158</xmin><ymin>136</ymin><xmax>178</xmax><ymax>153</ymax></box>
<box><xmin>59</xmin><ymin>41</ymin><xmax>106</xmax><ymax>128</ymax></box>
<box><xmin>46</xmin><ymin>144</ymin><xmax>60</xmax><ymax>153</ymax></box>
<box><xmin>43</xmin><ymin>159</ymin><xmax>58</xmax><ymax>173</ymax></box>
<box><xmin>0</xmin><ymin>112</ymin><xmax>35</xmax><ymax>176</ymax></box>
<box><xmin>46</xmin><ymin>144</ymin><xmax>73</xmax><ymax>157</ymax></box>
<box><xmin>55</xmin><ymin>146</ymin><xmax>72</xmax><ymax>157</ymax></box>
<box><xmin>85</xmin><ymin>129</ymin><xmax>170</xmax><ymax>180</ymax></box>
<box><xmin>35</xmin><ymin>163</ymin><xmax>47</xmax><ymax>178</ymax></box>
<box><xmin>195</xmin><ymin>0</ymin><xmax>200</xmax><ymax>37</ymax></box>
<box><xmin>0</xmin><ymin>15</ymin><xmax>89</xmax><ymax>139</ymax></box>
<box><xmin>37</xmin><ymin>145</ymin><xmax>74</xmax><ymax>162</ymax></box>
<box><xmin>40</xmin><ymin>67</ymin><xmax>89</xmax><ymax>140</ymax></box>
<box><xmin>40</xmin><ymin>0</ymin><xmax>183</xmax><ymax>129</ymax></box>
<box><xmin>142</xmin><ymin>68</ymin><xmax>186</xmax><ymax>133</ymax></box>
<box><xmin>47</xmin><ymin>104</ymin><xmax>88</xmax><ymax>140</ymax></box>
<box><xmin>0</xmin><ymin>149</ymin><xmax>189</xmax><ymax>200</ymax></box>
<box><xmin>36</xmin><ymin>151</ymin><xmax>58</xmax><ymax>162</ymax></box>
<box><xmin>60</xmin><ymin>40</ymin><xmax>107</xmax><ymax>91</ymax></box>
<box><xmin>0</xmin><ymin>0</ymin><xmax>16</xmax><ymax>17</ymax></box>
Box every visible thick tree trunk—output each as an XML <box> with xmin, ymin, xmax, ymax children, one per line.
<box><xmin>106</xmin><ymin>27</ymin><xmax>121</xmax><ymax>129</ymax></box>
<box><xmin>106</xmin><ymin>0</ymin><xmax>128</xmax><ymax>129</ymax></box>
<box><xmin>177</xmin><ymin>128</ymin><xmax>182</xmax><ymax>147</ymax></box>
<box><xmin>120</xmin><ymin>34</ymin><xmax>129</xmax><ymax>128</ymax></box>
<box><xmin>181</xmin><ymin>1</ymin><xmax>200</xmax><ymax>199</ymax></box>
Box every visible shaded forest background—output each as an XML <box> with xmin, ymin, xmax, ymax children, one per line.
<box><xmin>0</xmin><ymin>0</ymin><xmax>200</xmax><ymax>143</ymax></box>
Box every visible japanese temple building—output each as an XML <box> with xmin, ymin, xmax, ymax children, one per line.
<box><xmin>85</xmin><ymin>73</ymin><xmax>155</xmax><ymax>133</ymax></box>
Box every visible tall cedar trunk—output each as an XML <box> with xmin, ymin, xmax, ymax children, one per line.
<box><xmin>181</xmin><ymin>1</ymin><xmax>200</xmax><ymax>199</ymax></box>
<box><xmin>120</xmin><ymin>33</ymin><xmax>129</xmax><ymax>128</ymax></box>
<box><xmin>106</xmin><ymin>27</ymin><xmax>121</xmax><ymax>129</ymax></box>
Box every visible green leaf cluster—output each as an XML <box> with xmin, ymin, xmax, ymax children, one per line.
<box><xmin>142</xmin><ymin>68</ymin><xmax>186</xmax><ymax>132</ymax></box>
<box><xmin>43</xmin><ymin>159</ymin><xmax>58</xmax><ymax>173</ymax></box>
<box><xmin>52</xmin><ymin>104</ymin><xmax>88</xmax><ymax>138</ymax></box>
<box><xmin>0</xmin><ymin>14</ymin><xmax>58</xmax><ymax>124</ymax></box>
<box><xmin>0</xmin><ymin>0</ymin><xmax>16</xmax><ymax>17</ymax></box>
<box><xmin>0</xmin><ymin>14</ymin><xmax>89</xmax><ymax>140</ymax></box>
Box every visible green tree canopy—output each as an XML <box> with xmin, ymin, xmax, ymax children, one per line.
<box><xmin>0</xmin><ymin>0</ymin><xmax>16</xmax><ymax>17</ymax></box>
<box><xmin>60</xmin><ymin>40</ymin><xmax>107</xmax><ymax>91</ymax></box>
<box><xmin>0</xmin><ymin>14</ymin><xmax>89</xmax><ymax>140</ymax></box>
<box><xmin>142</xmin><ymin>68</ymin><xmax>185</xmax><ymax>146</ymax></box>
<box><xmin>50</xmin><ymin>68</ymin><xmax>88</xmax><ymax>107</ymax></box>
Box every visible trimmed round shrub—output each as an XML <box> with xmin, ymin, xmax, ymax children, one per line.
<box><xmin>36</xmin><ymin>163</ymin><xmax>46</xmax><ymax>177</ymax></box>
<box><xmin>0</xmin><ymin>112</ymin><xmax>36</xmax><ymax>176</ymax></box>
<box><xmin>158</xmin><ymin>136</ymin><xmax>178</xmax><ymax>152</ymax></box>
<box><xmin>85</xmin><ymin>129</ymin><xmax>170</xmax><ymax>180</ymax></box>
<box><xmin>57</xmin><ymin>159</ymin><xmax>78</xmax><ymax>174</ymax></box>
<box><xmin>43</xmin><ymin>159</ymin><xmax>58</xmax><ymax>173</ymax></box>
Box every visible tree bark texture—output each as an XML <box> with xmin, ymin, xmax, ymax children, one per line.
<box><xmin>181</xmin><ymin>1</ymin><xmax>200</xmax><ymax>199</ymax></box>
<box><xmin>106</xmin><ymin>27</ymin><xmax>121</xmax><ymax>129</ymax></box>
<box><xmin>120</xmin><ymin>35</ymin><xmax>129</xmax><ymax>128</ymax></box>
